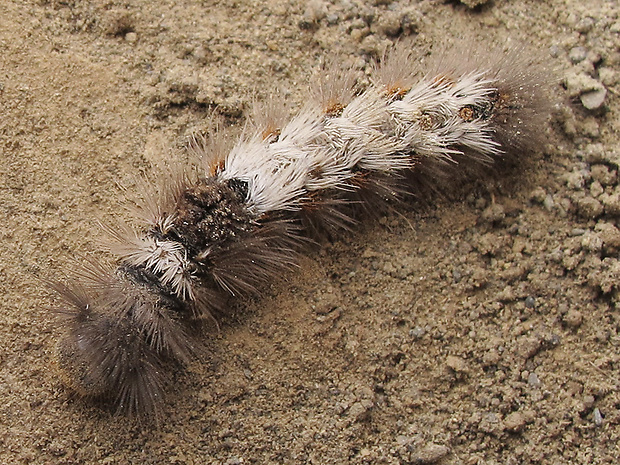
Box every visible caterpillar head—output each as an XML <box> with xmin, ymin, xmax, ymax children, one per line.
<box><xmin>49</xmin><ymin>268</ymin><xmax>191</xmax><ymax>417</ymax></box>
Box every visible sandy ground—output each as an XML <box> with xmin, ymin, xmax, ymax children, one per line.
<box><xmin>1</xmin><ymin>0</ymin><xmax>619</xmax><ymax>463</ymax></box>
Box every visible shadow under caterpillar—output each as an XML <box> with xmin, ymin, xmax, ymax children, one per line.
<box><xmin>49</xmin><ymin>43</ymin><xmax>553</xmax><ymax>417</ymax></box>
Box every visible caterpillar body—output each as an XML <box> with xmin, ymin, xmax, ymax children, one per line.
<box><xmin>51</xmin><ymin>44</ymin><xmax>551</xmax><ymax>416</ymax></box>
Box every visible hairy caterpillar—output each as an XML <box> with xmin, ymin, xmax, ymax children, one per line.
<box><xmin>50</xmin><ymin>43</ymin><xmax>552</xmax><ymax>416</ymax></box>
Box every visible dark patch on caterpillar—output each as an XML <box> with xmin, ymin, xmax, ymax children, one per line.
<box><xmin>459</xmin><ymin>95</ymin><xmax>498</xmax><ymax>122</ymax></box>
<box><xmin>226</xmin><ymin>177</ymin><xmax>249</xmax><ymax>201</ymax></box>
<box><xmin>169</xmin><ymin>178</ymin><xmax>254</xmax><ymax>256</ymax></box>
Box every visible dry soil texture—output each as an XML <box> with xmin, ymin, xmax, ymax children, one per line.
<box><xmin>0</xmin><ymin>0</ymin><xmax>619</xmax><ymax>464</ymax></box>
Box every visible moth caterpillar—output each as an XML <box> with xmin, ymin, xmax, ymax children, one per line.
<box><xmin>51</xmin><ymin>43</ymin><xmax>552</xmax><ymax>416</ymax></box>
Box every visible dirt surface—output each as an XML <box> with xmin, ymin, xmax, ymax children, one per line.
<box><xmin>1</xmin><ymin>0</ymin><xmax>619</xmax><ymax>463</ymax></box>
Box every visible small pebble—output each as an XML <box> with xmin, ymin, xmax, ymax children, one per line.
<box><xmin>581</xmin><ymin>117</ymin><xmax>600</xmax><ymax>138</ymax></box>
<box><xmin>564</xmin><ymin>72</ymin><xmax>599</xmax><ymax>98</ymax></box>
<box><xmin>400</xmin><ymin>8</ymin><xmax>421</xmax><ymax>35</ymax></box>
<box><xmin>564</xmin><ymin>72</ymin><xmax>607</xmax><ymax>110</ymax></box>
<box><xmin>348</xmin><ymin>399</ymin><xmax>374</xmax><ymax>422</ymax></box>
<box><xmin>576</xmin><ymin>196</ymin><xmax>603</xmax><ymax>219</ymax></box>
<box><xmin>575</xmin><ymin>16</ymin><xmax>595</xmax><ymax>34</ymax></box>
<box><xmin>412</xmin><ymin>444</ymin><xmax>450</xmax><ymax>464</ymax></box>
<box><xmin>124</xmin><ymin>32</ymin><xmax>137</xmax><ymax>44</ymax></box>
<box><xmin>582</xmin><ymin>395</ymin><xmax>595</xmax><ymax>410</ymax></box>
<box><xmin>410</xmin><ymin>326</ymin><xmax>426</xmax><ymax>339</ymax></box>
<box><xmin>529</xmin><ymin>187</ymin><xmax>547</xmax><ymax>204</ymax></box>
<box><xmin>596</xmin><ymin>222</ymin><xmax>620</xmax><ymax>253</ymax></box>
<box><xmin>583</xmin><ymin>143</ymin><xmax>606</xmax><ymax>164</ymax></box>
<box><xmin>564</xmin><ymin>169</ymin><xmax>586</xmax><ymax>189</ymax></box>
<box><xmin>396</xmin><ymin>435</ymin><xmax>415</xmax><ymax>447</ymax></box>
<box><xmin>599</xmin><ymin>67</ymin><xmax>617</xmax><ymax>87</ymax></box>
<box><xmin>504</xmin><ymin>412</ymin><xmax>526</xmax><ymax>433</ymax></box>
<box><xmin>446</xmin><ymin>355</ymin><xmax>468</xmax><ymax>373</ymax></box>
<box><xmin>524</xmin><ymin>296</ymin><xmax>536</xmax><ymax>309</ymax></box>
<box><xmin>581</xmin><ymin>87</ymin><xmax>607</xmax><ymax>110</ymax></box>
<box><xmin>568</xmin><ymin>46</ymin><xmax>587</xmax><ymax>63</ymax></box>
<box><xmin>101</xmin><ymin>9</ymin><xmax>134</xmax><ymax>36</ymax></box>
<box><xmin>563</xmin><ymin>309</ymin><xmax>583</xmax><ymax>328</ymax></box>
<box><xmin>481</xmin><ymin>204</ymin><xmax>505</xmax><ymax>224</ymax></box>
<box><xmin>325</xmin><ymin>13</ymin><xmax>339</xmax><ymax>25</ymax></box>
<box><xmin>581</xmin><ymin>231</ymin><xmax>603</xmax><ymax>253</ymax></box>
<box><xmin>372</xmin><ymin>11</ymin><xmax>401</xmax><ymax>37</ymax></box>
<box><xmin>519</xmin><ymin>338</ymin><xmax>542</xmax><ymax>360</ymax></box>
<box><xmin>299</xmin><ymin>0</ymin><xmax>327</xmax><ymax>28</ymax></box>
<box><xmin>601</xmin><ymin>193</ymin><xmax>620</xmax><ymax>215</ymax></box>
<box><xmin>590</xmin><ymin>165</ymin><xmax>616</xmax><ymax>186</ymax></box>
<box><xmin>590</xmin><ymin>180</ymin><xmax>604</xmax><ymax>198</ymax></box>
<box><xmin>528</xmin><ymin>372</ymin><xmax>541</xmax><ymax>388</ymax></box>
<box><xmin>593</xmin><ymin>408</ymin><xmax>603</xmax><ymax>427</ymax></box>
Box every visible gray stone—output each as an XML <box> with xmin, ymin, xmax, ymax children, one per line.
<box><xmin>580</xmin><ymin>87</ymin><xmax>607</xmax><ymax>110</ymax></box>
<box><xmin>569</xmin><ymin>46</ymin><xmax>587</xmax><ymax>63</ymax></box>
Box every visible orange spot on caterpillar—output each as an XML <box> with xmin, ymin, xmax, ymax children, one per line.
<box><xmin>431</xmin><ymin>74</ymin><xmax>455</xmax><ymax>88</ymax></box>
<box><xmin>208</xmin><ymin>159</ymin><xmax>226</xmax><ymax>177</ymax></box>
<box><xmin>324</xmin><ymin>100</ymin><xmax>346</xmax><ymax>117</ymax></box>
<box><xmin>261</xmin><ymin>126</ymin><xmax>281</xmax><ymax>143</ymax></box>
<box><xmin>385</xmin><ymin>84</ymin><xmax>411</xmax><ymax>100</ymax></box>
<box><xmin>459</xmin><ymin>106</ymin><xmax>475</xmax><ymax>122</ymax></box>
